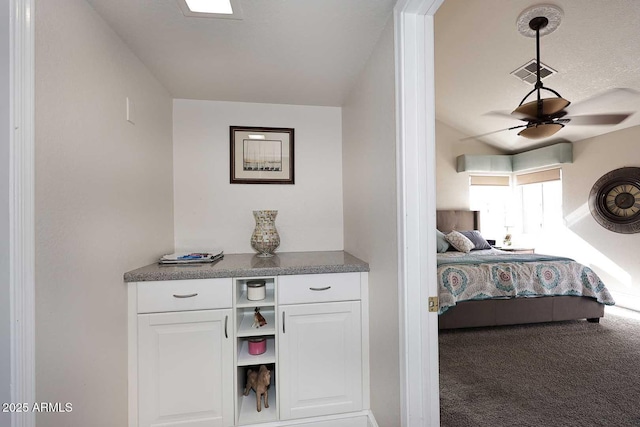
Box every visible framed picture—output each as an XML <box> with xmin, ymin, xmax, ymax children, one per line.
<box><xmin>230</xmin><ymin>126</ymin><xmax>295</xmax><ymax>184</ymax></box>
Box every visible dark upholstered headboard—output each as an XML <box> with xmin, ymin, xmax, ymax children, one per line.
<box><xmin>436</xmin><ymin>210</ymin><xmax>480</xmax><ymax>233</ymax></box>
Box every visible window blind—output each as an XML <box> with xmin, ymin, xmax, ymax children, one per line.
<box><xmin>515</xmin><ymin>168</ymin><xmax>561</xmax><ymax>185</ymax></box>
<box><xmin>469</xmin><ymin>175</ymin><xmax>510</xmax><ymax>186</ymax></box>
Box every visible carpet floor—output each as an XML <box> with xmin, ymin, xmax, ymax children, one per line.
<box><xmin>439</xmin><ymin>310</ymin><xmax>640</xmax><ymax>427</ymax></box>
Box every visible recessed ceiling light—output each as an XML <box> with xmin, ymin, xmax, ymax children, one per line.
<box><xmin>176</xmin><ymin>0</ymin><xmax>243</xmax><ymax>20</ymax></box>
<box><xmin>248</xmin><ymin>135</ymin><xmax>266</xmax><ymax>140</ymax></box>
<box><xmin>184</xmin><ymin>0</ymin><xmax>232</xmax><ymax>14</ymax></box>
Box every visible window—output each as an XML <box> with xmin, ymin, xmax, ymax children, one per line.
<box><xmin>516</xmin><ymin>168</ymin><xmax>563</xmax><ymax>239</ymax></box>
<box><xmin>468</xmin><ymin>170</ymin><xmax>563</xmax><ymax>247</ymax></box>
<box><xmin>468</xmin><ymin>175</ymin><xmax>511</xmax><ymax>243</ymax></box>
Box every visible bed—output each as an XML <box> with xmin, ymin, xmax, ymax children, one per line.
<box><xmin>436</xmin><ymin>210</ymin><xmax>615</xmax><ymax>329</ymax></box>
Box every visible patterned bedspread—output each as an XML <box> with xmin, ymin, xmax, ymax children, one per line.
<box><xmin>437</xmin><ymin>249</ymin><xmax>615</xmax><ymax>314</ymax></box>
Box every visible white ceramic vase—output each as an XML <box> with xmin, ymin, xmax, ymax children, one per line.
<box><xmin>250</xmin><ymin>210</ymin><xmax>280</xmax><ymax>257</ymax></box>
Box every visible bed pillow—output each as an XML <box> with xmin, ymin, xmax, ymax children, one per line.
<box><xmin>436</xmin><ymin>229</ymin><xmax>450</xmax><ymax>253</ymax></box>
<box><xmin>460</xmin><ymin>230</ymin><xmax>492</xmax><ymax>250</ymax></box>
<box><xmin>445</xmin><ymin>230</ymin><xmax>475</xmax><ymax>253</ymax></box>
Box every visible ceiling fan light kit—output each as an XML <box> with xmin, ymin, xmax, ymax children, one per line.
<box><xmin>512</xmin><ymin>97</ymin><xmax>570</xmax><ymax>119</ymax></box>
<box><xmin>517</xmin><ymin>122</ymin><xmax>564</xmax><ymax>139</ymax></box>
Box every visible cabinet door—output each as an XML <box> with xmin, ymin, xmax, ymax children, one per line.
<box><xmin>278</xmin><ymin>301</ymin><xmax>362</xmax><ymax>420</ymax></box>
<box><xmin>138</xmin><ymin>309</ymin><xmax>233</xmax><ymax>427</ymax></box>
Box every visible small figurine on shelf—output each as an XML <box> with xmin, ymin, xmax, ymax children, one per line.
<box><xmin>252</xmin><ymin>307</ymin><xmax>267</xmax><ymax>328</ymax></box>
<box><xmin>243</xmin><ymin>365</ymin><xmax>271</xmax><ymax>412</ymax></box>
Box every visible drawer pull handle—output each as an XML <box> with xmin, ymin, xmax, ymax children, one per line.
<box><xmin>172</xmin><ymin>293</ymin><xmax>198</xmax><ymax>298</ymax></box>
<box><xmin>282</xmin><ymin>311</ymin><xmax>286</xmax><ymax>334</ymax></box>
<box><xmin>224</xmin><ymin>315</ymin><xmax>228</xmax><ymax>339</ymax></box>
<box><xmin>309</xmin><ymin>286</ymin><xmax>331</xmax><ymax>291</ymax></box>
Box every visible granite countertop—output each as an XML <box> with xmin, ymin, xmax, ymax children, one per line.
<box><xmin>124</xmin><ymin>251</ymin><xmax>369</xmax><ymax>282</ymax></box>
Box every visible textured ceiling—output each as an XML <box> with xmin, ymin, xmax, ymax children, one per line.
<box><xmin>435</xmin><ymin>0</ymin><xmax>640</xmax><ymax>153</ymax></box>
<box><xmin>86</xmin><ymin>0</ymin><xmax>396</xmax><ymax>106</ymax></box>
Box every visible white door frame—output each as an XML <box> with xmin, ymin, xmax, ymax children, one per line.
<box><xmin>9</xmin><ymin>1</ymin><xmax>444</xmax><ymax>426</ymax></box>
<box><xmin>9</xmin><ymin>0</ymin><xmax>36</xmax><ymax>426</ymax></box>
<box><xmin>395</xmin><ymin>0</ymin><xmax>443</xmax><ymax>426</ymax></box>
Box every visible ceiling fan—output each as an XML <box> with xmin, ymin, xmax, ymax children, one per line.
<box><xmin>472</xmin><ymin>6</ymin><xmax>634</xmax><ymax>141</ymax></box>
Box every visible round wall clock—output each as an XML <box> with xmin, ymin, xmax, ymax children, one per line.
<box><xmin>588</xmin><ymin>167</ymin><xmax>640</xmax><ymax>234</ymax></box>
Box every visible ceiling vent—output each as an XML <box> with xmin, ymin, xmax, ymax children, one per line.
<box><xmin>511</xmin><ymin>59</ymin><xmax>557</xmax><ymax>85</ymax></box>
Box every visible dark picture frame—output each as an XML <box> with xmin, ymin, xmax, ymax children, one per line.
<box><xmin>230</xmin><ymin>126</ymin><xmax>295</xmax><ymax>184</ymax></box>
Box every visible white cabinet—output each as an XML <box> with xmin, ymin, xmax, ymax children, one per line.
<box><xmin>278</xmin><ymin>301</ymin><xmax>363</xmax><ymax>420</ymax></box>
<box><xmin>129</xmin><ymin>271</ymin><xmax>370</xmax><ymax>427</ymax></box>
<box><xmin>137</xmin><ymin>309</ymin><xmax>234</xmax><ymax>427</ymax></box>
<box><xmin>133</xmin><ymin>278</ymin><xmax>234</xmax><ymax>427</ymax></box>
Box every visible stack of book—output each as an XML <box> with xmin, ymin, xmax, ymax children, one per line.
<box><xmin>159</xmin><ymin>250</ymin><xmax>224</xmax><ymax>265</ymax></box>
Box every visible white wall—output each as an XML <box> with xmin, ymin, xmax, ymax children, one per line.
<box><xmin>342</xmin><ymin>19</ymin><xmax>399</xmax><ymax>426</ymax></box>
<box><xmin>35</xmin><ymin>0</ymin><xmax>174</xmax><ymax>425</ymax></box>
<box><xmin>436</xmin><ymin>120</ymin><xmax>505</xmax><ymax>209</ymax></box>
<box><xmin>1</xmin><ymin>1</ymin><xmax>11</xmax><ymax>425</ymax></box>
<box><xmin>173</xmin><ymin>100</ymin><xmax>344</xmax><ymax>254</ymax></box>
<box><xmin>562</xmin><ymin>125</ymin><xmax>640</xmax><ymax>310</ymax></box>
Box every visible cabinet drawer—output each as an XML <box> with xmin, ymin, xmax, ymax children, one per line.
<box><xmin>137</xmin><ymin>278</ymin><xmax>232</xmax><ymax>313</ymax></box>
<box><xmin>278</xmin><ymin>273</ymin><xmax>360</xmax><ymax>304</ymax></box>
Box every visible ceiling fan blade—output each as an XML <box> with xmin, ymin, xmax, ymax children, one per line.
<box><xmin>549</xmin><ymin>109</ymin><xmax>568</xmax><ymax>119</ymax></box>
<box><xmin>564</xmin><ymin>113</ymin><xmax>633</xmax><ymax>126</ymax></box>
<box><xmin>460</xmin><ymin>124</ymin><xmax>527</xmax><ymax>141</ymax></box>
<box><xmin>565</xmin><ymin>88</ymin><xmax>640</xmax><ymax>115</ymax></box>
<box><xmin>485</xmin><ymin>110</ymin><xmax>530</xmax><ymax>122</ymax></box>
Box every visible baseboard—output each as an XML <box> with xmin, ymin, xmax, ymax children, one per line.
<box><xmin>608</xmin><ymin>291</ymin><xmax>640</xmax><ymax>313</ymax></box>
<box><xmin>366</xmin><ymin>410</ymin><xmax>380</xmax><ymax>427</ymax></box>
<box><xmin>241</xmin><ymin>411</ymin><xmax>372</xmax><ymax>427</ymax></box>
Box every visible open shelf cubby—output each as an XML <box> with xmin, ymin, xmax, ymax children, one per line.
<box><xmin>237</xmin><ymin>308</ymin><xmax>276</xmax><ymax>337</ymax></box>
<box><xmin>237</xmin><ymin>364</ymin><xmax>277</xmax><ymax>426</ymax></box>
<box><xmin>238</xmin><ymin>383</ymin><xmax>277</xmax><ymax>425</ymax></box>
<box><xmin>234</xmin><ymin>277</ymin><xmax>278</xmax><ymax>425</ymax></box>
<box><xmin>237</xmin><ymin>288</ymin><xmax>275</xmax><ymax>308</ymax></box>
<box><xmin>235</xmin><ymin>277</ymin><xmax>276</xmax><ymax>308</ymax></box>
<box><xmin>237</xmin><ymin>337</ymin><xmax>276</xmax><ymax>366</ymax></box>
